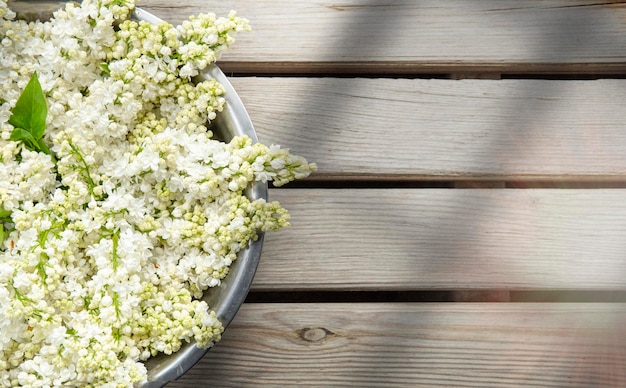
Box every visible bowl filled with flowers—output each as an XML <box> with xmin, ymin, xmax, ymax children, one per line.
<box><xmin>0</xmin><ymin>1</ymin><xmax>315</xmax><ymax>386</ymax></box>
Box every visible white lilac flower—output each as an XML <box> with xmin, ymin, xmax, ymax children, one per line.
<box><xmin>0</xmin><ymin>0</ymin><xmax>316</xmax><ymax>386</ymax></box>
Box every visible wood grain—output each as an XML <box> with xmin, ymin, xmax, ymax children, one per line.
<box><xmin>166</xmin><ymin>303</ymin><xmax>626</xmax><ymax>387</ymax></box>
<box><xmin>229</xmin><ymin>77</ymin><xmax>626</xmax><ymax>181</ymax></box>
<box><xmin>251</xmin><ymin>189</ymin><xmax>626</xmax><ymax>291</ymax></box>
<box><xmin>139</xmin><ymin>0</ymin><xmax>626</xmax><ymax>74</ymax></box>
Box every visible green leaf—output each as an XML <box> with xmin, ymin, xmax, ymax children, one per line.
<box><xmin>0</xmin><ymin>224</ymin><xmax>5</xmax><ymax>247</ymax></box>
<box><xmin>99</xmin><ymin>62</ymin><xmax>110</xmax><ymax>76</ymax></box>
<box><xmin>0</xmin><ymin>204</ymin><xmax>11</xmax><ymax>248</ymax></box>
<box><xmin>10</xmin><ymin>127</ymin><xmax>38</xmax><ymax>149</ymax></box>
<box><xmin>0</xmin><ymin>205</ymin><xmax>10</xmax><ymax>219</ymax></box>
<box><xmin>36</xmin><ymin>137</ymin><xmax>53</xmax><ymax>157</ymax></box>
<box><xmin>8</xmin><ymin>72</ymin><xmax>47</xmax><ymax>140</ymax></box>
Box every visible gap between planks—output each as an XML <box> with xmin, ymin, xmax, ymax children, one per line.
<box><xmin>245</xmin><ymin>290</ymin><xmax>626</xmax><ymax>303</ymax></box>
<box><xmin>245</xmin><ymin>290</ymin><xmax>513</xmax><ymax>303</ymax></box>
<box><xmin>279</xmin><ymin>177</ymin><xmax>626</xmax><ymax>189</ymax></box>
<box><xmin>216</xmin><ymin>61</ymin><xmax>626</xmax><ymax>78</ymax></box>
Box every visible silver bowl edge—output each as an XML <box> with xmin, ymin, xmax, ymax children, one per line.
<box><xmin>132</xmin><ymin>8</ymin><xmax>266</xmax><ymax>387</ymax></box>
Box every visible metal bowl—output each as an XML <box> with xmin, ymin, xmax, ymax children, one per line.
<box><xmin>134</xmin><ymin>8</ymin><xmax>266</xmax><ymax>387</ymax></box>
<box><xmin>10</xmin><ymin>3</ymin><xmax>265</xmax><ymax>386</ymax></box>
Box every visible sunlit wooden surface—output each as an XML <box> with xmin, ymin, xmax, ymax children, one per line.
<box><xmin>138</xmin><ymin>1</ymin><xmax>626</xmax><ymax>386</ymax></box>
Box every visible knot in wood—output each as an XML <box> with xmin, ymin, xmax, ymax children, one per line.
<box><xmin>297</xmin><ymin>327</ymin><xmax>333</xmax><ymax>343</ymax></box>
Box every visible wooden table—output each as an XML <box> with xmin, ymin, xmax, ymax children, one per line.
<box><xmin>137</xmin><ymin>1</ymin><xmax>626</xmax><ymax>386</ymax></box>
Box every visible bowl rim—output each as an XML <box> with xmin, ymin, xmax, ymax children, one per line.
<box><xmin>133</xmin><ymin>7</ymin><xmax>267</xmax><ymax>387</ymax></box>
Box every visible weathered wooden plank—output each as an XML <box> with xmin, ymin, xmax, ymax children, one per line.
<box><xmin>251</xmin><ymin>189</ymin><xmax>626</xmax><ymax>291</ymax></box>
<box><xmin>229</xmin><ymin>77</ymin><xmax>626</xmax><ymax>180</ymax></box>
<box><xmin>139</xmin><ymin>0</ymin><xmax>626</xmax><ymax>74</ymax></box>
<box><xmin>167</xmin><ymin>303</ymin><xmax>626</xmax><ymax>387</ymax></box>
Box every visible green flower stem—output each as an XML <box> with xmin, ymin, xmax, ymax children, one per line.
<box><xmin>111</xmin><ymin>228</ymin><xmax>120</xmax><ymax>270</ymax></box>
<box><xmin>68</xmin><ymin>141</ymin><xmax>97</xmax><ymax>194</ymax></box>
